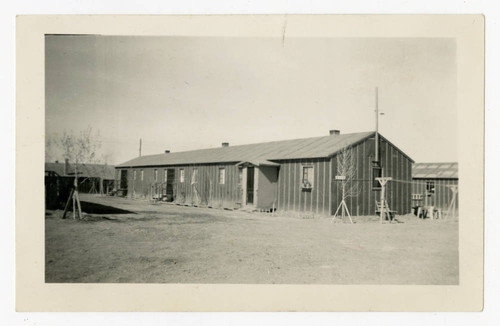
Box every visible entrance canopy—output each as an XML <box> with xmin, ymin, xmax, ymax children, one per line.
<box><xmin>236</xmin><ymin>160</ymin><xmax>280</xmax><ymax>168</ymax></box>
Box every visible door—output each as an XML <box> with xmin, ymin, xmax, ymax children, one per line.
<box><xmin>119</xmin><ymin>169</ymin><xmax>128</xmax><ymax>196</ymax></box>
<box><xmin>255</xmin><ymin>166</ymin><xmax>278</xmax><ymax>209</ymax></box>
<box><xmin>166</xmin><ymin>168</ymin><xmax>175</xmax><ymax>201</ymax></box>
<box><xmin>246</xmin><ymin>167</ymin><xmax>254</xmax><ymax>205</ymax></box>
<box><xmin>120</xmin><ymin>170</ymin><xmax>128</xmax><ymax>189</ymax></box>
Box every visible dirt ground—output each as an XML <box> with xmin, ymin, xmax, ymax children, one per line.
<box><xmin>45</xmin><ymin>194</ymin><xmax>459</xmax><ymax>284</ymax></box>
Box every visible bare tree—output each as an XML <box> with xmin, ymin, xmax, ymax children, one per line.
<box><xmin>60</xmin><ymin>127</ymin><xmax>102</xmax><ymax>168</ymax></box>
<box><xmin>59</xmin><ymin>126</ymin><xmax>103</xmax><ymax>218</ymax></box>
<box><xmin>336</xmin><ymin>145</ymin><xmax>360</xmax><ymax>199</ymax></box>
<box><xmin>332</xmin><ymin>145</ymin><xmax>360</xmax><ymax>223</ymax></box>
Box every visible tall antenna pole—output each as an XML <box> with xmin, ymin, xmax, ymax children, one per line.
<box><xmin>374</xmin><ymin>87</ymin><xmax>379</xmax><ymax>163</ymax></box>
<box><xmin>139</xmin><ymin>138</ymin><xmax>142</xmax><ymax>157</ymax></box>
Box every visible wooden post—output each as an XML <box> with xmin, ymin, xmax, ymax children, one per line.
<box><xmin>72</xmin><ymin>189</ymin><xmax>76</xmax><ymax>219</ymax></box>
<box><xmin>446</xmin><ymin>185</ymin><xmax>458</xmax><ymax>218</ymax></box>
<box><xmin>62</xmin><ymin>188</ymin><xmax>74</xmax><ymax>219</ymax></box>
<box><xmin>376</xmin><ymin>177</ymin><xmax>392</xmax><ymax>223</ymax></box>
<box><xmin>75</xmin><ymin>190</ymin><xmax>82</xmax><ymax>218</ymax></box>
<box><xmin>72</xmin><ymin>163</ymin><xmax>83</xmax><ymax>219</ymax></box>
<box><xmin>380</xmin><ymin>183</ymin><xmax>385</xmax><ymax>222</ymax></box>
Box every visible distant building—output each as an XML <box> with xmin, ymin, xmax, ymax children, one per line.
<box><xmin>45</xmin><ymin>160</ymin><xmax>115</xmax><ymax>194</ymax></box>
<box><xmin>411</xmin><ymin>162</ymin><xmax>458</xmax><ymax>212</ymax></box>
<box><xmin>116</xmin><ymin>131</ymin><xmax>414</xmax><ymax>216</ymax></box>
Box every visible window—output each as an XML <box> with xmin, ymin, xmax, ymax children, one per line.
<box><xmin>219</xmin><ymin>168</ymin><xmax>226</xmax><ymax>184</ymax></box>
<box><xmin>140</xmin><ymin>169</ymin><xmax>144</xmax><ymax>181</ymax></box>
<box><xmin>191</xmin><ymin>169</ymin><xmax>198</xmax><ymax>184</ymax></box>
<box><xmin>164</xmin><ymin>169</ymin><xmax>167</xmax><ymax>183</ymax></box>
<box><xmin>133</xmin><ymin>170</ymin><xmax>137</xmax><ymax>180</ymax></box>
<box><xmin>154</xmin><ymin>169</ymin><xmax>158</xmax><ymax>182</ymax></box>
<box><xmin>180</xmin><ymin>169</ymin><xmax>185</xmax><ymax>183</ymax></box>
<box><xmin>372</xmin><ymin>164</ymin><xmax>382</xmax><ymax>189</ymax></box>
<box><xmin>301</xmin><ymin>166</ymin><xmax>314</xmax><ymax>188</ymax></box>
<box><xmin>426</xmin><ymin>181</ymin><xmax>435</xmax><ymax>194</ymax></box>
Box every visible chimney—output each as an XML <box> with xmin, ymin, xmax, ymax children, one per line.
<box><xmin>221</xmin><ymin>142</ymin><xmax>229</xmax><ymax>148</ymax></box>
<box><xmin>329</xmin><ymin>129</ymin><xmax>340</xmax><ymax>135</ymax></box>
<box><xmin>164</xmin><ymin>150</ymin><xmax>170</xmax><ymax>154</ymax></box>
<box><xmin>64</xmin><ymin>158</ymin><xmax>69</xmax><ymax>175</ymax></box>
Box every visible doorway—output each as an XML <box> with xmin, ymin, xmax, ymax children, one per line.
<box><xmin>120</xmin><ymin>170</ymin><xmax>128</xmax><ymax>189</ymax></box>
<box><xmin>119</xmin><ymin>169</ymin><xmax>128</xmax><ymax>196</ymax></box>
<box><xmin>246</xmin><ymin>166</ymin><xmax>254</xmax><ymax>205</ymax></box>
<box><xmin>165</xmin><ymin>168</ymin><xmax>175</xmax><ymax>201</ymax></box>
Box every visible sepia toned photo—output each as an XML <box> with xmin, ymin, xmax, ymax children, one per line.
<box><xmin>16</xmin><ymin>15</ymin><xmax>484</xmax><ymax>311</ymax></box>
<box><xmin>44</xmin><ymin>35</ymin><xmax>459</xmax><ymax>285</ymax></box>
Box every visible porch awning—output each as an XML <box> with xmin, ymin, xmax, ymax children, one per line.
<box><xmin>236</xmin><ymin>160</ymin><xmax>280</xmax><ymax>167</ymax></box>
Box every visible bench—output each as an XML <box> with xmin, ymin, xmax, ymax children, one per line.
<box><xmin>375</xmin><ymin>200</ymin><xmax>397</xmax><ymax>221</ymax></box>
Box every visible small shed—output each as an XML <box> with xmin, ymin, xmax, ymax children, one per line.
<box><xmin>411</xmin><ymin>162</ymin><xmax>459</xmax><ymax>212</ymax></box>
<box><xmin>45</xmin><ymin>160</ymin><xmax>116</xmax><ymax>194</ymax></box>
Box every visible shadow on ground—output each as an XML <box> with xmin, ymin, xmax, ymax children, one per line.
<box><xmin>80</xmin><ymin>201</ymin><xmax>136</xmax><ymax>215</ymax></box>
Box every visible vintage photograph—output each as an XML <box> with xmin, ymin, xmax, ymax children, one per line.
<box><xmin>44</xmin><ymin>35</ymin><xmax>459</xmax><ymax>285</ymax></box>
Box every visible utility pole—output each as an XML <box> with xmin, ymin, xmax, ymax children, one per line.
<box><xmin>139</xmin><ymin>138</ymin><xmax>142</xmax><ymax>157</ymax></box>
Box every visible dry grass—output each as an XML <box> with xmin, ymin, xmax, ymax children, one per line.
<box><xmin>45</xmin><ymin>194</ymin><xmax>458</xmax><ymax>284</ymax></box>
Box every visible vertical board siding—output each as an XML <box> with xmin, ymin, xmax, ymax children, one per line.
<box><xmin>275</xmin><ymin>158</ymin><xmax>330</xmax><ymax>216</ymax></box>
<box><xmin>115</xmin><ymin>163</ymin><xmax>241</xmax><ymax>209</ymax></box>
<box><xmin>322</xmin><ymin>159</ymin><xmax>326</xmax><ymax>215</ymax></box>
<box><xmin>115</xmin><ymin>136</ymin><xmax>413</xmax><ymax>217</ymax></box>
<box><xmin>355</xmin><ymin>144</ymin><xmax>360</xmax><ymax>216</ymax></box>
<box><xmin>297</xmin><ymin>159</ymin><xmax>302</xmax><ymax>212</ymax></box>
<box><xmin>361</xmin><ymin>141</ymin><xmax>368</xmax><ymax>215</ymax></box>
<box><xmin>411</xmin><ymin>178</ymin><xmax>458</xmax><ymax>211</ymax></box>
<box><xmin>373</xmin><ymin>138</ymin><xmax>412</xmax><ymax>215</ymax></box>
<box><xmin>330</xmin><ymin>136</ymin><xmax>412</xmax><ymax>216</ymax></box>
<box><xmin>293</xmin><ymin>162</ymin><xmax>298</xmax><ymax>211</ymax></box>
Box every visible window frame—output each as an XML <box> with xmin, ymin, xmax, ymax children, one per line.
<box><xmin>140</xmin><ymin>169</ymin><xmax>144</xmax><ymax>181</ymax></box>
<box><xmin>300</xmin><ymin>165</ymin><xmax>314</xmax><ymax>189</ymax></box>
<box><xmin>154</xmin><ymin>169</ymin><xmax>158</xmax><ymax>182</ymax></box>
<box><xmin>426</xmin><ymin>181</ymin><xmax>435</xmax><ymax>194</ymax></box>
<box><xmin>372</xmin><ymin>164</ymin><xmax>382</xmax><ymax>190</ymax></box>
<box><xmin>219</xmin><ymin>167</ymin><xmax>226</xmax><ymax>185</ymax></box>
<box><xmin>179</xmin><ymin>168</ymin><xmax>185</xmax><ymax>183</ymax></box>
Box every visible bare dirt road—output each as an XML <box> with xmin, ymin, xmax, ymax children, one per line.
<box><xmin>45</xmin><ymin>194</ymin><xmax>458</xmax><ymax>284</ymax></box>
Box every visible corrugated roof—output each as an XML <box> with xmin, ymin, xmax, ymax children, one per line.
<box><xmin>412</xmin><ymin>162</ymin><xmax>458</xmax><ymax>179</ymax></box>
<box><xmin>117</xmin><ymin>132</ymin><xmax>376</xmax><ymax>168</ymax></box>
<box><xmin>45</xmin><ymin>162</ymin><xmax>116</xmax><ymax>179</ymax></box>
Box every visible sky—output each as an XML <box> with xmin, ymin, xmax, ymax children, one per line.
<box><xmin>45</xmin><ymin>36</ymin><xmax>457</xmax><ymax>165</ymax></box>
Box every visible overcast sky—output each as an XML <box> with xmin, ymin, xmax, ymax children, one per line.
<box><xmin>45</xmin><ymin>36</ymin><xmax>456</xmax><ymax>165</ymax></box>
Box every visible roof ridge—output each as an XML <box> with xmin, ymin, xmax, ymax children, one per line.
<box><xmin>137</xmin><ymin>131</ymin><xmax>373</xmax><ymax>156</ymax></box>
<box><xmin>117</xmin><ymin>131</ymin><xmax>376</xmax><ymax>167</ymax></box>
